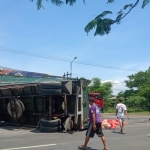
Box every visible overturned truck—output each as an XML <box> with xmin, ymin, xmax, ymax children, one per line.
<box><xmin>0</xmin><ymin>75</ymin><xmax>89</xmax><ymax>132</ymax></box>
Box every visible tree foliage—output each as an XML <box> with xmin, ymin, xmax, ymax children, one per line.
<box><xmin>117</xmin><ymin>89</ymin><xmax>138</xmax><ymax>100</ymax></box>
<box><xmin>30</xmin><ymin>0</ymin><xmax>150</xmax><ymax>36</ymax></box>
<box><xmin>88</xmin><ymin>77</ymin><xmax>112</xmax><ymax>98</ymax></box>
<box><xmin>88</xmin><ymin>77</ymin><xmax>113</xmax><ymax>109</ymax></box>
<box><xmin>126</xmin><ymin>96</ymin><xmax>148</xmax><ymax>108</ymax></box>
<box><xmin>125</xmin><ymin>67</ymin><xmax>150</xmax><ymax>97</ymax></box>
<box><xmin>122</xmin><ymin>67</ymin><xmax>150</xmax><ymax>110</ymax></box>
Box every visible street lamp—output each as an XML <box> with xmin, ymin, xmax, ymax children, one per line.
<box><xmin>70</xmin><ymin>57</ymin><xmax>77</xmax><ymax>78</ymax></box>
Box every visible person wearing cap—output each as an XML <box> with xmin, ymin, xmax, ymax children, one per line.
<box><xmin>78</xmin><ymin>98</ymin><xmax>108</xmax><ymax>150</ymax></box>
<box><xmin>116</xmin><ymin>98</ymin><xmax>129</xmax><ymax>134</ymax></box>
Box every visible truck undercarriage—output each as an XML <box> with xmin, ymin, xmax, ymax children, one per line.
<box><xmin>0</xmin><ymin>75</ymin><xmax>89</xmax><ymax>132</ymax></box>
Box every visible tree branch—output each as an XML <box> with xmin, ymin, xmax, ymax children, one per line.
<box><xmin>115</xmin><ymin>0</ymin><xmax>140</xmax><ymax>23</ymax></box>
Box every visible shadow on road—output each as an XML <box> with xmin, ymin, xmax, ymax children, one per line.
<box><xmin>0</xmin><ymin>126</ymin><xmax>22</xmax><ymax>131</ymax></box>
<box><xmin>30</xmin><ymin>128</ymin><xmax>77</xmax><ymax>134</ymax></box>
<box><xmin>112</xmin><ymin>130</ymin><xmax>126</xmax><ymax>134</ymax></box>
<box><xmin>78</xmin><ymin>147</ymin><xmax>98</xmax><ymax>150</ymax></box>
<box><xmin>86</xmin><ymin>147</ymin><xmax>98</xmax><ymax>150</ymax></box>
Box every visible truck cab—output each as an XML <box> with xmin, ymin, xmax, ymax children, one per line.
<box><xmin>89</xmin><ymin>92</ymin><xmax>104</xmax><ymax>112</ymax></box>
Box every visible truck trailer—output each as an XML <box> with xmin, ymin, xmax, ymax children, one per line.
<box><xmin>0</xmin><ymin>74</ymin><xmax>90</xmax><ymax>132</ymax></box>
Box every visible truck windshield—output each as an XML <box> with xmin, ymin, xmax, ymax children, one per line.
<box><xmin>94</xmin><ymin>94</ymin><xmax>102</xmax><ymax>100</ymax></box>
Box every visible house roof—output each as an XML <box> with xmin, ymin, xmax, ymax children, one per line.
<box><xmin>108</xmin><ymin>96</ymin><xmax>117</xmax><ymax>100</ymax></box>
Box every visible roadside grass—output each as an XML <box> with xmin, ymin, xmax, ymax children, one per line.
<box><xmin>104</xmin><ymin>107</ymin><xmax>150</xmax><ymax>114</ymax></box>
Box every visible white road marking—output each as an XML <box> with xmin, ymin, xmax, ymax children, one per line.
<box><xmin>0</xmin><ymin>144</ymin><xmax>56</xmax><ymax>150</ymax></box>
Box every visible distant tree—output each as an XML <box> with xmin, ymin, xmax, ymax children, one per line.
<box><xmin>125</xmin><ymin>67</ymin><xmax>150</xmax><ymax>109</ymax></box>
<box><xmin>88</xmin><ymin>77</ymin><xmax>113</xmax><ymax>109</ymax></box>
<box><xmin>88</xmin><ymin>77</ymin><xmax>112</xmax><ymax>98</ymax></box>
<box><xmin>88</xmin><ymin>77</ymin><xmax>101</xmax><ymax>92</ymax></box>
<box><xmin>126</xmin><ymin>96</ymin><xmax>148</xmax><ymax>110</ymax></box>
<box><xmin>117</xmin><ymin>89</ymin><xmax>138</xmax><ymax>100</ymax></box>
<box><xmin>30</xmin><ymin>0</ymin><xmax>150</xmax><ymax>36</ymax></box>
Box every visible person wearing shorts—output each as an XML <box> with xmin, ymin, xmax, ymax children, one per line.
<box><xmin>78</xmin><ymin>98</ymin><xmax>108</xmax><ymax>150</ymax></box>
<box><xmin>116</xmin><ymin>98</ymin><xmax>129</xmax><ymax>134</ymax></box>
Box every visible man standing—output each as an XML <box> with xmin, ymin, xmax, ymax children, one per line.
<box><xmin>78</xmin><ymin>98</ymin><xmax>108</xmax><ymax>150</ymax></box>
<box><xmin>116</xmin><ymin>98</ymin><xmax>129</xmax><ymax>134</ymax></box>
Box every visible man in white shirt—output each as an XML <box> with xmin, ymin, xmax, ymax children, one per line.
<box><xmin>116</xmin><ymin>98</ymin><xmax>129</xmax><ymax>134</ymax></box>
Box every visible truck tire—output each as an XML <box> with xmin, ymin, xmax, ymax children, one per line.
<box><xmin>7</xmin><ymin>99</ymin><xmax>25</xmax><ymax>118</ymax></box>
<box><xmin>40</xmin><ymin>89</ymin><xmax>61</xmax><ymax>95</ymax></box>
<box><xmin>40</xmin><ymin>125</ymin><xmax>61</xmax><ymax>132</ymax></box>
<box><xmin>40</xmin><ymin>118</ymin><xmax>61</xmax><ymax>127</ymax></box>
<box><xmin>40</xmin><ymin>82</ymin><xmax>62</xmax><ymax>89</ymax></box>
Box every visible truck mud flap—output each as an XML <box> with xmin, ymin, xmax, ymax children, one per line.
<box><xmin>63</xmin><ymin>116</ymin><xmax>73</xmax><ymax>131</ymax></box>
<box><xmin>40</xmin><ymin>89</ymin><xmax>61</xmax><ymax>95</ymax></box>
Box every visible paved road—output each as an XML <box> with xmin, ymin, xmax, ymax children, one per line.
<box><xmin>0</xmin><ymin>114</ymin><xmax>149</xmax><ymax>150</ymax></box>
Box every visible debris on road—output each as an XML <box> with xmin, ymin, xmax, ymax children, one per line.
<box><xmin>102</xmin><ymin>119</ymin><xmax>128</xmax><ymax>129</ymax></box>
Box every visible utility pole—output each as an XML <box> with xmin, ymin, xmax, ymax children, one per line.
<box><xmin>70</xmin><ymin>57</ymin><xmax>77</xmax><ymax>78</ymax></box>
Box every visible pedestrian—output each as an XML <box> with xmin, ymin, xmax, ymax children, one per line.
<box><xmin>116</xmin><ymin>98</ymin><xmax>129</xmax><ymax>134</ymax></box>
<box><xmin>78</xmin><ymin>98</ymin><xmax>108</xmax><ymax>150</ymax></box>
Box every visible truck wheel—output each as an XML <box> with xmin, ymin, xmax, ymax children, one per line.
<box><xmin>40</xmin><ymin>118</ymin><xmax>61</xmax><ymax>127</ymax></box>
<box><xmin>40</xmin><ymin>125</ymin><xmax>61</xmax><ymax>132</ymax></box>
<box><xmin>40</xmin><ymin>82</ymin><xmax>62</xmax><ymax>89</ymax></box>
<box><xmin>7</xmin><ymin>99</ymin><xmax>25</xmax><ymax>118</ymax></box>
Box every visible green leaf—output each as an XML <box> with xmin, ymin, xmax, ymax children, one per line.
<box><xmin>85</xmin><ymin>15</ymin><xmax>114</xmax><ymax>36</ymax></box>
<box><xmin>123</xmin><ymin>4</ymin><xmax>133</xmax><ymax>10</ymax></box>
<box><xmin>65</xmin><ymin>0</ymin><xmax>85</xmax><ymax>6</ymax></box>
<box><xmin>66</xmin><ymin>0</ymin><xmax>76</xmax><ymax>5</ymax></box>
<box><xmin>34</xmin><ymin>0</ymin><xmax>64</xmax><ymax>9</ymax></box>
<box><xmin>85</xmin><ymin>19</ymin><xmax>98</xmax><ymax>34</ymax></box>
<box><xmin>51</xmin><ymin>0</ymin><xmax>64</xmax><ymax>6</ymax></box>
<box><xmin>142</xmin><ymin>0</ymin><xmax>150</xmax><ymax>8</ymax></box>
<box><xmin>94</xmin><ymin>18</ymin><xmax>114</xmax><ymax>36</ymax></box>
<box><xmin>117</xmin><ymin>10</ymin><xmax>123</xmax><ymax>15</ymax></box>
<box><xmin>95</xmin><ymin>11</ymin><xmax>112</xmax><ymax>19</ymax></box>
<box><xmin>116</xmin><ymin>13</ymin><xmax>123</xmax><ymax>23</ymax></box>
<box><xmin>36</xmin><ymin>0</ymin><xmax>43</xmax><ymax>10</ymax></box>
<box><xmin>107</xmin><ymin>0</ymin><xmax>114</xmax><ymax>3</ymax></box>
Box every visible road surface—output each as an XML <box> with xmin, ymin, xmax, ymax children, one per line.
<box><xmin>0</xmin><ymin>114</ymin><xmax>149</xmax><ymax>150</ymax></box>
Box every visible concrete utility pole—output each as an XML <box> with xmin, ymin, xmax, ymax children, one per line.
<box><xmin>70</xmin><ymin>57</ymin><xmax>77</xmax><ymax>78</ymax></box>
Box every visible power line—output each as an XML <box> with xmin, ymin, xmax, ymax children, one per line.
<box><xmin>0</xmin><ymin>46</ymin><xmax>71</xmax><ymax>62</ymax></box>
<box><xmin>0</xmin><ymin>36</ymin><xmax>146</xmax><ymax>62</ymax></box>
<box><xmin>0</xmin><ymin>46</ymin><xmax>138</xmax><ymax>72</ymax></box>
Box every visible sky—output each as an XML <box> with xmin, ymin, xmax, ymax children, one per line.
<box><xmin>0</xmin><ymin>0</ymin><xmax>149</xmax><ymax>95</ymax></box>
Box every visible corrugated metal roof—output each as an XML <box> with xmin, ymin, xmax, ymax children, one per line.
<box><xmin>0</xmin><ymin>67</ymin><xmax>78</xmax><ymax>87</ymax></box>
<box><xmin>0</xmin><ymin>75</ymin><xmax>68</xmax><ymax>87</ymax></box>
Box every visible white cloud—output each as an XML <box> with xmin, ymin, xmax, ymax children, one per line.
<box><xmin>102</xmin><ymin>79</ymin><xmax>129</xmax><ymax>95</ymax></box>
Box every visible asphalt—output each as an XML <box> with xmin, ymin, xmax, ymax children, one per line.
<box><xmin>0</xmin><ymin>114</ymin><xmax>150</xmax><ymax>150</ymax></box>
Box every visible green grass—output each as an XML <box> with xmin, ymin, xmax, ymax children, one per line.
<box><xmin>128</xmin><ymin>111</ymin><xmax>150</xmax><ymax>114</ymax></box>
<box><xmin>104</xmin><ymin>107</ymin><xmax>150</xmax><ymax>114</ymax></box>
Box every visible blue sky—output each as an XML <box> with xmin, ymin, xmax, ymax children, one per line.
<box><xmin>0</xmin><ymin>0</ymin><xmax>149</xmax><ymax>94</ymax></box>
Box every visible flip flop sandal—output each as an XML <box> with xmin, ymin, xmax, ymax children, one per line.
<box><xmin>78</xmin><ymin>145</ymin><xmax>86</xmax><ymax>150</ymax></box>
<box><xmin>103</xmin><ymin>148</ymin><xmax>109</xmax><ymax>150</ymax></box>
